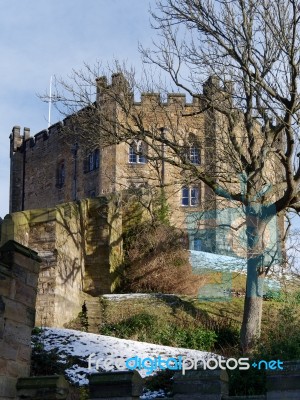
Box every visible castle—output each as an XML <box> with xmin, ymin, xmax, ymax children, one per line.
<box><xmin>2</xmin><ymin>73</ymin><xmax>282</xmax><ymax>327</ymax></box>
<box><xmin>8</xmin><ymin>74</ymin><xmax>224</xmax><ymax>252</ymax></box>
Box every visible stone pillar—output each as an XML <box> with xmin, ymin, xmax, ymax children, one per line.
<box><xmin>16</xmin><ymin>375</ymin><xmax>69</xmax><ymax>399</ymax></box>
<box><xmin>89</xmin><ymin>371</ymin><xmax>143</xmax><ymax>400</ymax></box>
<box><xmin>267</xmin><ymin>360</ymin><xmax>300</xmax><ymax>400</ymax></box>
<box><xmin>0</xmin><ymin>240</ymin><xmax>41</xmax><ymax>400</ymax></box>
<box><xmin>173</xmin><ymin>368</ymin><xmax>229</xmax><ymax>400</ymax></box>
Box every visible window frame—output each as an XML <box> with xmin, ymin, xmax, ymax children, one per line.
<box><xmin>128</xmin><ymin>140</ymin><xmax>147</xmax><ymax>164</ymax></box>
<box><xmin>189</xmin><ymin>146</ymin><xmax>200</xmax><ymax>165</ymax></box>
<box><xmin>56</xmin><ymin>160</ymin><xmax>65</xmax><ymax>189</ymax></box>
<box><xmin>181</xmin><ymin>186</ymin><xmax>200</xmax><ymax>207</ymax></box>
<box><xmin>85</xmin><ymin>148</ymin><xmax>100</xmax><ymax>173</ymax></box>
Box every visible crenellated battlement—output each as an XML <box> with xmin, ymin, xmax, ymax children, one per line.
<box><xmin>9</xmin><ymin>73</ymin><xmax>227</xmax><ymax>214</ymax></box>
<box><xmin>11</xmin><ymin>75</ymin><xmax>211</xmax><ymax>154</ymax></box>
<box><xmin>11</xmin><ymin>121</ymin><xmax>67</xmax><ymax>153</ymax></box>
<box><xmin>94</xmin><ymin>72</ymin><xmax>221</xmax><ymax>110</ymax></box>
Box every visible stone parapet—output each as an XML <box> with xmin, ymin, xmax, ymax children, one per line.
<box><xmin>266</xmin><ymin>360</ymin><xmax>300</xmax><ymax>400</ymax></box>
<box><xmin>173</xmin><ymin>368</ymin><xmax>229</xmax><ymax>400</ymax></box>
<box><xmin>89</xmin><ymin>371</ymin><xmax>143</xmax><ymax>400</ymax></box>
<box><xmin>16</xmin><ymin>375</ymin><xmax>69</xmax><ymax>400</ymax></box>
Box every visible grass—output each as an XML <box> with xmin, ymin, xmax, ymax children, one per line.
<box><xmin>34</xmin><ymin>278</ymin><xmax>300</xmax><ymax>396</ymax></box>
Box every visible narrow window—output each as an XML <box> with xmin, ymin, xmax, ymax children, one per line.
<box><xmin>181</xmin><ymin>187</ymin><xmax>190</xmax><ymax>206</ymax></box>
<box><xmin>129</xmin><ymin>144</ymin><xmax>137</xmax><ymax>163</ymax></box>
<box><xmin>89</xmin><ymin>153</ymin><xmax>94</xmax><ymax>171</ymax></box>
<box><xmin>191</xmin><ymin>187</ymin><xmax>199</xmax><ymax>206</ymax></box>
<box><xmin>190</xmin><ymin>146</ymin><xmax>200</xmax><ymax>164</ymax></box>
<box><xmin>56</xmin><ymin>161</ymin><xmax>65</xmax><ymax>188</ymax></box>
<box><xmin>138</xmin><ymin>142</ymin><xmax>147</xmax><ymax>164</ymax></box>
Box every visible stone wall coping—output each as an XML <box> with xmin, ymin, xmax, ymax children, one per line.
<box><xmin>89</xmin><ymin>370</ymin><xmax>143</xmax><ymax>384</ymax></box>
<box><xmin>16</xmin><ymin>375</ymin><xmax>69</xmax><ymax>390</ymax></box>
<box><xmin>0</xmin><ymin>240</ymin><xmax>42</xmax><ymax>262</ymax></box>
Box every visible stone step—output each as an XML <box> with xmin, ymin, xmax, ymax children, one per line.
<box><xmin>80</xmin><ymin>295</ymin><xmax>102</xmax><ymax>334</ymax></box>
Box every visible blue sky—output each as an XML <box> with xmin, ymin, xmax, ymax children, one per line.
<box><xmin>0</xmin><ymin>0</ymin><xmax>153</xmax><ymax>217</ymax></box>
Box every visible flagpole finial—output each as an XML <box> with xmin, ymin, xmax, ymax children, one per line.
<box><xmin>48</xmin><ymin>76</ymin><xmax>53</xmax><ymax>129</ymax></box>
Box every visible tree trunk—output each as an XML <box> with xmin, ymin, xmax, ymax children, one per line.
<box><xmin>240</xmin><ymin>259</ymin><xmax>265</xmax><ymax>353</ymax></box>
<box><xmin>240</xmin><ymin>213</ymin><xmax>267</xmax><ymax>353</ymax></box>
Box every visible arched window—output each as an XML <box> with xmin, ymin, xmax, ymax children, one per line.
<box><xmin>128</xmin><ymin>140</ymin><xmax>147</xmax><ymax>164</ymax></box>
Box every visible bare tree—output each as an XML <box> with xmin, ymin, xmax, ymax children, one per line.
<box><xmin>137</xmin><ymin>0</ymin><xmax>300</xmax><ymax>352</ymax></box>
<box><xmin>46</xmin><ymin>0</ymin><xmax>300</xmax><ymax>352</ymax></box>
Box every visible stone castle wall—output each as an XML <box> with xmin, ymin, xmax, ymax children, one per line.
<box><xmin>1</xmin><ymin>196</ymin><xmax>123</xmax><ymax>328</ymax></box>
<box><xmin>9</xmin><ymin>74</ymin><xmax>216</xmax><ymax>232</ymax></box>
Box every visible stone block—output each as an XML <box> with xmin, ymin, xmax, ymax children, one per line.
<box><xmin>0</xmin><ymin>340</ymin><xmax>18</xmax><ymax>360</ymax></box>
<box><xmin>3</xmin><ymin>320</ymin><xmax>32</xmax><ymax>346</ymax></box>
<box><xmin>7</xmin><ymin>360</ymin><xmax>29</xmax><ymax>378</ymax></box>
<box><xmin>0</xmin><ymin>358</ymin><xmax>7</xmax><ymax>375</ymax></box>
<box><xmin>17</xmin><ymin>344</ymin><xmax>32</xmax><ymax>362</ymax></box>
<box><xmin>29</xmin><ymin>208</ymin><xmax>56</xmax><ymax>224</ymax></box>
<box><xmin>89</xmin><ymin>371</ymin><xmax>143</xmax><ymax>399</ymax></box>
<box><xmin>0</xmin><ymin>273</ymin><xmax>12</xmax><ymax>297</ymax></box>
<box><xmin>0</xmin><ymin>375</ymin><xmax>17</xmax><ymax>398</ymax></box>
<box><xmin>2</xmin><ymin>297</ymin><xmax>31</xmax><ymax>325</ymax></box>
<box><xmin>16</xmin><ymin>375</ymin><xmax>69</xmax><ymax>400</ymax></box>
<box><xmin>26</xmin><ymin>270</ymin><xmax>39</xmax><ymax>287</ymax></box>
<box><xmin>173</xmin><ymin>368</ymin><xmax>228</xmax><ymax>400</ymax></box>
<box><xmin>267</xmin><ymin>360</ymin><xmax>300</xmax><ymax>400</ymax></box>
<box><xmin>15</xmin><ymin>280</ymin><xmax>37</xmax><ymax>308</ymax></box>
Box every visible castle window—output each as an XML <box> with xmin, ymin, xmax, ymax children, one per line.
<box><xmin>128</xmin><ymin>141</ymin><xmax>147</xmax><ymax>164</ymax></box>
<box><xmin>129</xmin><ymin>145</ymin><xmax>137</xmax><ymax>163</ymax></box>
<box><xmin>56</xmin><ymin>161</ymin><xmax>65</xmax><ymax>188</ymax></box>
<box><xmin>189</xmin><ymin>146</ymin><xmax>200</xmax><ymax>165</ymax></box>
<box><xmin>89</xmin><ymin>153</ymin><xmax>94</xmax><ymax>171</ymax></box>
<box><xmin>181</xmin><ymin>186</ymin><xmax>199</xmax><ymax>207</ymax></box>
<box><xmin>85</xmin><ymin>148</ymin><xmax>100</xmax><ymax>172</ymax></box>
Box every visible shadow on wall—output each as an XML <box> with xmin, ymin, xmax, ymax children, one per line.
<box><xmin>0</xmin><ymin>195</ymin><xmax>123</xmax><ymax>329</ymax></box>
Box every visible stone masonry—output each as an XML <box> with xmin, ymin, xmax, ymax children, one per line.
<box><xmin>0</xmin><ymin>240</ymin><xmax>41</xmax><ymax>400</ymax></box>
<box><xmin>9</xmin><ymin>74</ymin><xmax>215</xmax><ymax>231</ymax></box>
<box><xmin>0</xmin><ymin>196</ymin><xmax>123</xmax><ymax>328</ymax></box>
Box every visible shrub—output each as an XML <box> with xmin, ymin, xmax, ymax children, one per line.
<box><xmin>31</xmin><ymin>328</ymin><xmax>66</xmax><ymax>376</ymax></box>
<box><xmin>122</xmin><ymin>222</ymin><xmax>205</xmax><ymax>295</ymax></box>
<box><xmin>259</xmin><ymin>303</ymin><xmax>300</xmax><ymax>360</ymax></box>
<box><xmin>263</xmin><ymin>289</ymin><xmax>283</xmax><ymax>302</ymax></box>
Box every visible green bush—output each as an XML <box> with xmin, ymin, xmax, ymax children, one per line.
<box><xmin>263</xmin><ymin>289</ymin><xmax>283</xmax><ymax>302</ymax></box>
<box><xmin>229</xmin><ymin>368</ymin><xmax>266</xmax><ymax>396</ymax></box>
<box><xmin>259</xmin><ymin>304</ymin><xmax>300</xmax><ymax>360</ymax></box>
<box><xmin>31</xmin><ymin>328</ymin><xmax>66</xmax><ymax>376</ymax></box>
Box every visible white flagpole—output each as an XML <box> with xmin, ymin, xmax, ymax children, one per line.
<box><xmin>48</xmin><ymin>76</ymin><xmax>52</xmax><ymax>129</ymax></box>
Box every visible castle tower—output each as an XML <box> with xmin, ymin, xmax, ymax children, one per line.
<box><xmin>9</xmin><ymin>126</ymin><xmax>30</xmax><ymax>213</ymax></box>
